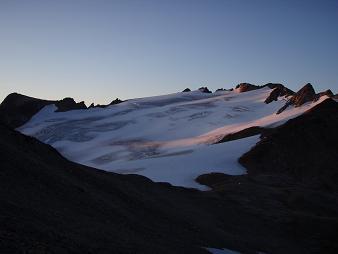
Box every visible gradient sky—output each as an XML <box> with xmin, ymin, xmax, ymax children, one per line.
<box><xmin>1</xmin><ymin>0</ymin><xmax>337</xmax><ymax>105</ymax></box>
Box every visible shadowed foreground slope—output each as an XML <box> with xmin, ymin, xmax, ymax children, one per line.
<box><xmin>240</xmin><ymin>98</ymin><xmax>338</xmax><ymax>190</ymax></box>
<box><xmin>1</xmin><ymin>96</ymin><xmax>338</xmax><ymax>254</ymax></box>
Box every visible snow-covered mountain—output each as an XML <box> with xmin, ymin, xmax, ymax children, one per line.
<box><xmin>3</xmin><ymin>84</ymin><xmax>331</xmax><ymax>189</ymax></box>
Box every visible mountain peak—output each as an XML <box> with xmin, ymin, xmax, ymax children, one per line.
<box><xmin>235</xmin><ymin>83</ymin><xmax>260</xmax><ymax>93</ymax></box>
<box><xmin>276</xmin><ymin>83</ymin><xmax>322</xmax><ymax>114</ymax></box>
<box><xmin>198</xmin><ymin>87</ymin><xmax>212</xmax><ymax>93</ymax></box>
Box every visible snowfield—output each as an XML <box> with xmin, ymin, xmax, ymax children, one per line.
<box><xmin>19</xmin><ymin>88</ymin><xmax>328</xmax><ymax>189</ymax></box>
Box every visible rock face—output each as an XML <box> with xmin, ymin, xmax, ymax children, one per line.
<box><xmin>235</xmin><ymin>83</ymin><xmax>260</xmax><ymax>93</ymax></box>
<box><xmin>289</xmin><ymin>83</ymin><xmax>316</xmax><ymax>106</ymax></box>
<box><xmin>315</xmin><ymin>89</ymin><xmax>334</xmax><ymax>101</ymax></box>
<box><xmin>264</xmin><ymin>83</ymin><xmax>295</xmax><ymax>104</ymax></box>
<box><xmin>214</xmin><ymin>88</ymin><xmax>226</xmax><ymax>92</ymax></box>
<box><xmin>276</xmin><ymin>83</ymin><xmax>334</xmax><ymax>114</ymax></box>
<box><xmin>110</xmin><ymin>98</ymin><xmax>123</xmax><ymax>105</ymax></box>
<box><xmin>217</xmin><ymin>126</ymin><xmax>264</xmax><ymax>144</ymax></box>
<box><xmin>240</xmin><ymin>98</ymin><xmax>338</xmax><ymax>191</ymax></box>
<box><xmin>0</xmin><ymin>93</ymin><xmax>54</xmax><ymax>128</ymax></box>
<box><xmin>0</xmin><ymin>93</ymin><xmax>87</xmax><ymax>128</ymax></box>
<box><xmin>55</xmin><ymin>97</ymin><xmax>87</xmax><ymax>112</ymax></box>
<box><xmin>198</xmin><ymin>87</ymin><xmax>212</xmax><ymax>93</ymax></box>
<box><xmin>88</xmin><ymin>98</ymin><xmax>123</xmax><ymax>109</ymax></box>
<box><xmin>182</xmin><ymin>88</ymin><xmax>191</xmax><ymax>92</ymax></box>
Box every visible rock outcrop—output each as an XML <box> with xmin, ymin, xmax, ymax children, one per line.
<box><xmin>235</xmin><ymin>83</ymin><xmax>260</xmax><ymax>93</ymax></box>
<box><xmin>182</xmin><ymin>88</ymin><xmax>191</xmax><ymax>92</ymax></box>
<box><xmin>264</xmin><ymin>83</ymin><xmax>295</xmax><ymax>104</ymax></box>
<box><xmin>88</xmin><ymin>98</ymin><xmax>123</xmax><ymax>108</ymax></box>
<box><xmin>0</xmin><ymin>93</ymin><xmax>87</xmax><ymax>128</ymax></box>
<box><xmin>276</xmin><ymin>83</ymin><xmax>334</xmax><ymax>114</ymax></box>
<box><xmin>314</xmin><ymin>89</ymin><xmax>334</xmax><ymax>101</ymax></box>
<box><xmin>55</xmin><ymin>97</ymin><xmax>87</xmax><ymax>112</ymax></box>
<box><xmin>198</xmin><ymin>87</ymin><xmax>212</xmax><ymax>93</ymax></box>
<box><xmin>289</xmin><ymin>83</ymin><xmax>316</xmax><ymax>106</ymax></box>
<box><xmin>240</xmin><ymin>98</ymin><xmax>338</xmax><ymax>190</ymax></box>
<box><xmin>0</xmin><ymin>93</ymin><xmax>53</xmax><ymax>128</ymax></box>
<box><xmin>110</xmin><ymin>98</ymin><xmax>123</xmax><ymax>105</ymax></box>
<box><xmin>216</xmin><ymin>126</ymin><xmax>264</xmax><ymax>144</ymax></box>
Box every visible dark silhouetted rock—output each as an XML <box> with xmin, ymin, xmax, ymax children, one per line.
<box><xmin>110</xmin><ymin>98</ymin><xmax>123</xmax><ymax>105</ymax></box>
<box><xmin>0</xmin><ymin>93</ymin><xmax>54</xmax><ymax>128</ymax></box>
<box><xmin>240</xmin><ymin>98</ymin><xmax>338</xmax><ymax>191</ymax></box>
<box><xmin>198</xmin><ymin>87</ymin><xmax>212</xmax><ymax>93</ymax></box>
<box><xmin>217</xmin><ymin>126</ymin><xmax>264</xmax><ymax>144</ymax></box>
<box><xmin>314</xmin><ymin>89</ymin><xmax>334</xmax><ymax>101</ymax></box>
<box><xmin>235</xmin><ymin>83</ymin><xmax>260</xmax><ymax>93</ymax></box>
<box><xmin>290</xmin><ymin>83</ymin><xmax>316</xmax><ymax>106</ymax></box>
<box><xmin>0</xmin><ymin>93</ymin><xmax>88</xmax><ymax>128</ymax></box>
<box><xmin>88</xmin><ymin>98</ymin><xmax>124</xmax><ymax>109</ymax></box>
<box><xmin>182</xmin><ymin>88</ymin><xmax>191</xmax><ymax>92</ymax></box>
<box><xmin>277</xmin><ymin>83</ymin><xmax>316</xmax><ymax>113</ymax></box>
<box><xmin>55</xmin><ymin>97</ymin><xmax>87</xmax><ymax>112</ymax></box>
<box><xmin>264</xmin><ymin>84</ymin><xmax>295</xmax><ymax>104</ymax></box>
<box><xmin>318</xmin><ymin>89</ymin><xmax>334</xmax><ymax>97</ymax></box>
<box><xmin>215</xmin><ymin>88</ymin><xmax>232</xmax><ymax>92</ymax></box>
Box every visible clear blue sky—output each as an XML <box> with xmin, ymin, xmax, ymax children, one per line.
<box><xmin>1</xmin><ymin>0</ymin><xmax>337</xmax><ymax>105</ymax></box>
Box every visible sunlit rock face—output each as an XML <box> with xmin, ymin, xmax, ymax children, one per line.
<box><xmin>276</xmin><ymin>83</ymin><xmax>333</xmax><ymax>114</ymax></box>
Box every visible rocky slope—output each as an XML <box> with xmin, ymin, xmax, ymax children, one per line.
<box><xmin>1</xmin><ymin>121</ymin><xmax>338</xmax><ymax>253</ymax></box>
<box><xmin>240</xmin><ymin>98</ymin><xmax>338</xmax><ymax>190</ymax></box>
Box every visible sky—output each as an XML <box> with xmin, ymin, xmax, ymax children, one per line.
<box><xmin>0</xmin><ymin>0</ymin><xmax>337</xmax><ymax>105</ymax></box>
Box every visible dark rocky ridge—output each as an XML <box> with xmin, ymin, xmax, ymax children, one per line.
<box><xmin>0</xmin><ymin>93</ymin><xmax>124</xmax><ymax>129</ymax></box>
<box><xmin>240</xmin><ymin>98</ymin><xmax>338</xmax><ymax>190</ymax></box>
<box><xmin>216</xmin><ymin>126</ymin><xmax>264</xmax><ymax>144</ymax></box>
<box><xmin>315</xmin><ymin>89</ymin><xmax>334</xmax><ymax>100</ymax></box>
<box><xmin>264</xmin><ymin>83</ymin><xmax>295</xmax><ymax>104</ymax></box>
<box><xmin>88</xmin><ymin>98</ymin><xmax>123</xmax><ymax>108</ymax></box>
<box><xmin>235</xmin><ymin>83</ymin><xmax>295</xmax><ymax>104</ymax></box>
<box><xmin>0</xmin><ymin>93</ymin><xmax>87</xmax><ymax>128</ymax></box>
<box><xmin>235</xmin><ymin>83</ymin><xmax>260</xmax><ymax>93</ymax></box>
<box><xmin>198</xmin><ymin>87</ymin><xmax>212</xmax><ymax>93</ymax></box>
